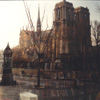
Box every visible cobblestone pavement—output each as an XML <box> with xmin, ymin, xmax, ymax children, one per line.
<box><xmin>0</xmin><ymin>74</ymin><xmax>36</xmax><ymax>100</ymax></box>
<box><xmin>0</xmin><ymin>85</ymin><xmax>34</xmax><ymax>100</ymax></box>
<box><xmin>0</xmin><ymin>86</ymin><xmax>21</xmax><ymax>100</ymax></box>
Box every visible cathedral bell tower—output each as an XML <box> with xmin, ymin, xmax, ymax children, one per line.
<box><xmin>74</xmin><ymin>7</ymin><xmax>91</xmax><ymax>54</ymax></box>
<box><xmin>53</xmin><ymin>0</ymin><xmax>76</xmax><ymax>61</ymax></box>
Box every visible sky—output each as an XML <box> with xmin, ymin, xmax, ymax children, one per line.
<box><xmin>0</xmin><ymin>0</ymin><xmax>99</xmax><ymax>50</ymax></box>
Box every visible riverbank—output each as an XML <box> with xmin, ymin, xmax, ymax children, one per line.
<box><xmin>0</xmin><ymin>67</ymin><xmax>38</xmax><ymax>76</ymax></box>
<box><xmin>12</xmin><ymin>68</ymin><xmax>38</xmax><ymax>76</ymax></box>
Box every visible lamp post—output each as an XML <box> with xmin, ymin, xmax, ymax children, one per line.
<box><xmin>35</xmin><ymin>53</ymin><xmax>43</xmax><ymax>88</ymax></box>
<box><xmin>1</xmin><ymin>43</ymin><xmax>15</xmax><ymax>85</ymax></box>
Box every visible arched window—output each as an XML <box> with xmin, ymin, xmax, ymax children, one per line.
<box><xmin>68</xmin><ymin>8</ymin><xmax>71</xmax><ymax>20</ymax></box>
<box><xmin>61</xmin><ymin>7</ymin><xmax>62</xmax><ymax>19</ymax></box>
<box><xmin>77</xmin><ymin>12</ymin><xmax>79</xmax><ymax>23</ymax></box>
<box><xmin>58</xmin><ymin>8</ymin><xmax>60</xmax><ymax>20</ymax></box>
<box><xmin>74</xmin><ymin>13</ymin><xmax>77</xmax><ymax>21</ymax></box>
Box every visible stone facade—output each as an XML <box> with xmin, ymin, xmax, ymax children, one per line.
<box><xmin>19</xmin><ymin>30</ymin><xmax>33</xmax><ymax>49</ymax></box>
<box><xmin>19</xmin><ymin>0</ymin><xmax>91</xmax><ymax>63</ymax></box>
<box><xmin>74</xmin><ymin>7</ymin><xmax>91</xmax><ymax>54</ymax></box>
<box><xmin>53</xmin><ymin>0</ymin><xmax>76</xmax><ymax>59</ymax></box>
<box><xmin>52</xmin><ymin>0</ymin><xmax>91</xmax><ymax>60</ymax></box>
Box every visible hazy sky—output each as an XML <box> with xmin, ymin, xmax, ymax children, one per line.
<box><xmin>0</xmin><ymin>0</ymin><xmax>99</xmax><ymax>50</ymax></box>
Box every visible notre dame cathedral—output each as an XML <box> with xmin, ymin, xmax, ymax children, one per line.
<box><xmin>19</xmin><ymin>0</ymin><xmax>95</xmax><ymax>70</ymax></box>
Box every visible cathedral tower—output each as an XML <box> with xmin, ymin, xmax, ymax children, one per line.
<box><xmin>53</xmin><ymin>0</ymin><xmax>76</xmax><ymax>60</ymax></box>
<box><xmin>74</xmin><ymin>7</ymin><xmax>91</xmax><ymax>54</ymax></box>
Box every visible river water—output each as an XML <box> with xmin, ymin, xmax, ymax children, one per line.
<box><xmin>0</xmin><ymin>60</ymin><xmax>3</xmax><ymax>68</ymax></box>
<box><xmin>0</xmin><ymin>60</ymin><xmax>21</xmax><ymax>100</ymax></box>
<box><xmin>0</xmin><ymin>60</ymin><xmax>36</xmax><ymax>100</ymax></box>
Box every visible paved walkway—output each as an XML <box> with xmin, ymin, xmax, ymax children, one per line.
<box><xmin>0</xmin><ymin>86</ymin><xmax>20</xmax><ymax>100</ymax></box>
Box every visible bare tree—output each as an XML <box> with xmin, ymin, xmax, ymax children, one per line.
<box><xmin>91</xmin><ymin>21</ymin><xmax>100</xmax><ymax>47</ymax></box>
<box><xmin>96</xmin><ymin>4</ymin><xmax>100</xmax><ymax>14</ymax></box>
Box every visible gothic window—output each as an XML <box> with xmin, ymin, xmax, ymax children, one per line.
<box><xmin>66</xmin><ymin>7</ymin><xmax>68</xmax><ymax>19</ymax></box>
<box><xmin>58</xmin><ymin>8</ymin><xmax>60</xmax><ymax>20</ymax></box>
<box><xmin>74</xmin><ymin>13</ymin><xmax>77</xmax><ymax>21</ymax></box>
<box><xmin>84</xmin><ymin>14</ymin><xmax>86</xmax><ymax>18</ymax></box>
<box><xmin>63</xmin><ymin>45</ymin><xmax>66</xmax><ymax>50</ymax></box>
<box><xmin>77</xmin><ymin>12</ymin><xmax>79</xmax><ymax>23</ymax></box>
<box><xmin>68</xmin><ymin>8</ymin><xmax>71</xmax><ymax>20</ymax></box>
<box><xmin>61</xmin><ymin>7</ymin><xmax>62</xmax><ymax>19</ymax></box>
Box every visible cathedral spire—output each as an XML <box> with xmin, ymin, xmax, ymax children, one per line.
<box><xmin>37</xmin><ymin>4</ymin><xmax>41</xmax><ymax>34</ymax></box>
<box><xmin>38</xmin><ymin>4</ymin><xmax>40</xmax><ymax>24</ymax></box>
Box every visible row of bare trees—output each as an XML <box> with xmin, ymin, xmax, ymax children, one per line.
<box><xmin>91</xmin><ymin>4</ymin><xmax>100</xmax><ymax>47</ymax></box>
<box><xmin>91</xmin><ymin>21</ymin><xmax>100</xmax><ymax>47</ymax></box>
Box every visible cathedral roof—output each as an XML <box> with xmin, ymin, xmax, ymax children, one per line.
<box><xmin>55</xmin><ymin>0</ymin><xmax>73</xmax><ymax>8</ymax></box>
<box><xmin>74</xmin><ymin>6</ymin><xmax>89</xmax><ymax>12</ymax></box>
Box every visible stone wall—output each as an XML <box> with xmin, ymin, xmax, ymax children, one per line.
<box><xmin>12</xmin><ymin>68</ymin><xmax>38</xmax><ymax>76</ymax></box>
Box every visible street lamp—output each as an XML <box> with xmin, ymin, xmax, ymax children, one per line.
<box><xmin>4</xmin><ymin>44</ymin><xmax>13</xmax><ymax>67</ymax></box>
<box><xmin>1</xmin><ymin>43</ymin><xmax>16</xmax><ymax>85</ymax></box>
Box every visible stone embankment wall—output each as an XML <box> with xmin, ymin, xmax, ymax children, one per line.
<box><xmin>0</xmin><ymin>68</ymin><xmax>38</xmax><ymax>76</ymax></box>
<box><xmin>12</xmin><ymin>68</ymin><xmax>38</xmax><ymax>76</ymax></box>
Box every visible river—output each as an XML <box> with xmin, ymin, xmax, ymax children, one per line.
<box><xmin>0</xmin><ymin>60</ymin><xmax>3</xmax><ymax>68</ymax></box>
<box><xmin>0</xmin><ymin>60</ymin><xmax>21</xmax><ymax>100</ymax></box>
